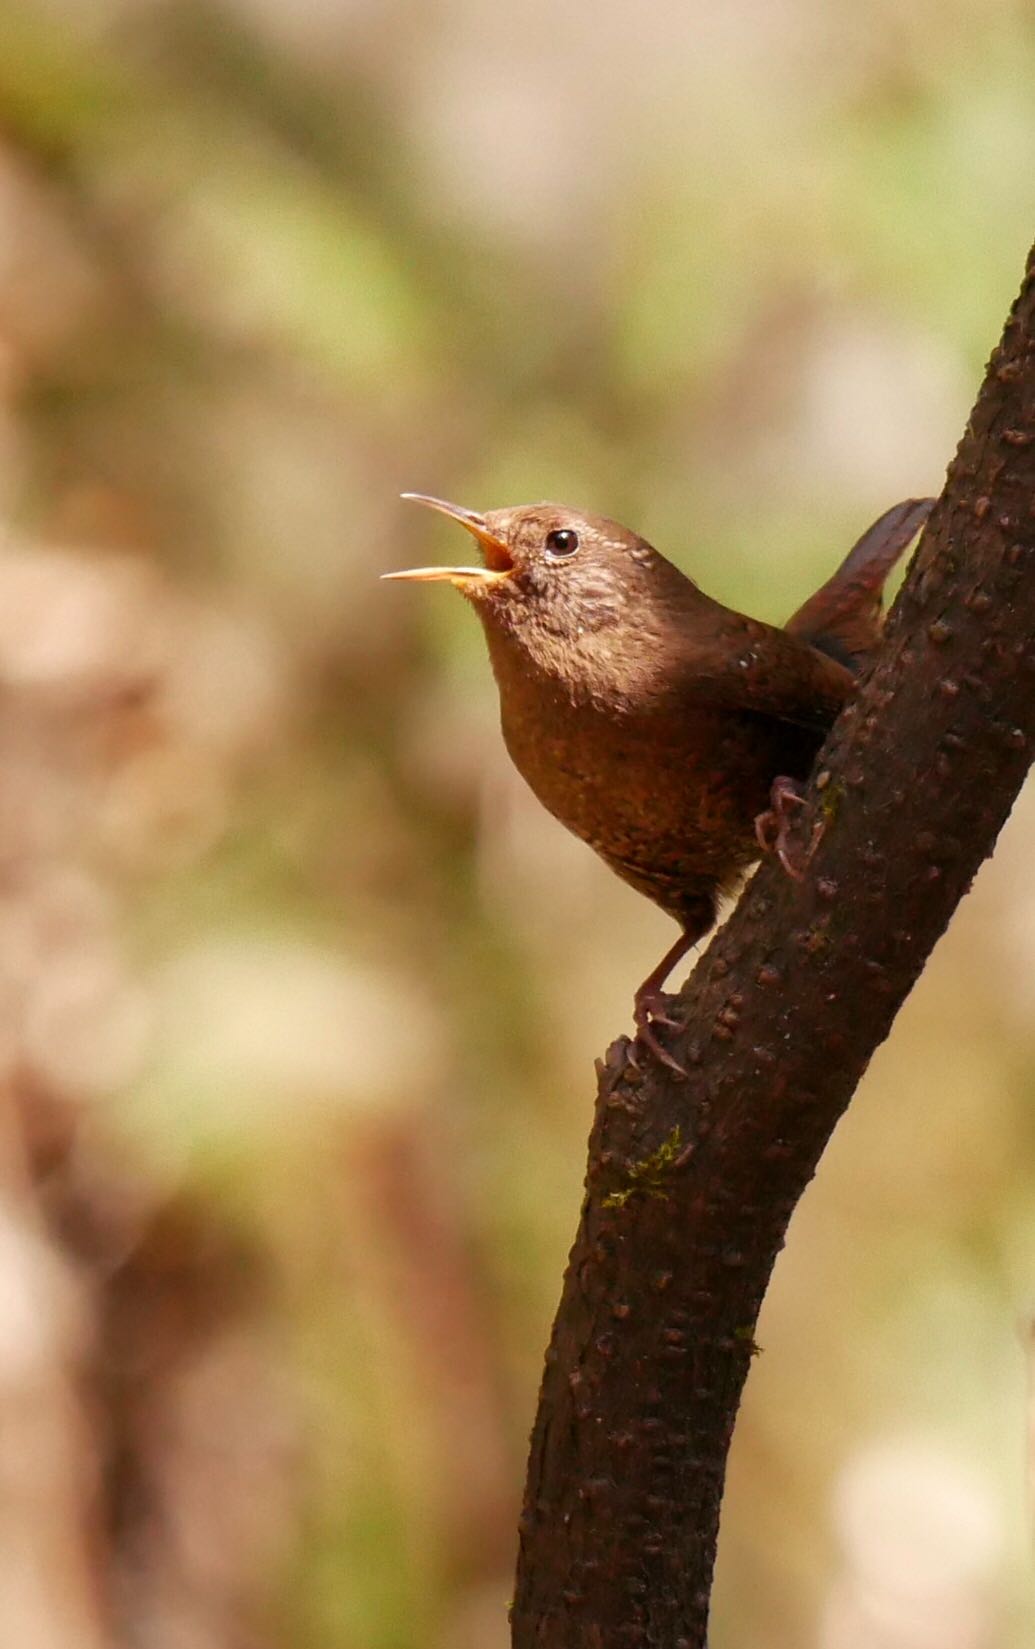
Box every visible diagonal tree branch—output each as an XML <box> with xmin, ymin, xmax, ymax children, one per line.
<box><xmin>511</xmin><ymin>243</ymin><xmax>1035</xmax><ymax>1648</ymax></box>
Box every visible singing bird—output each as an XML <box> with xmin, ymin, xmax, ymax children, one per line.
<box><xmin>384</xmin><ymin>494</ymin><xmax>932</xmax><ymax>1068</ymax></box>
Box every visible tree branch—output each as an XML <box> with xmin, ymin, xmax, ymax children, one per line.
<box><xmin>511</xmin><ymin>244</ymin><xmax>1035</xmax><ymax>1648</ymax></box>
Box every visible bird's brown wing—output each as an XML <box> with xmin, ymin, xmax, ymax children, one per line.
<box><xmin>682</xmin><ymin>611</ymin><xmax>856</xmax><ymax>734</ymax></box>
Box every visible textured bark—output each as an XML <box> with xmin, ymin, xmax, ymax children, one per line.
<box><xmin>511</xmin><ymin>245</ymin><xmax>1035</xmax><ymax>1647</ymax></box>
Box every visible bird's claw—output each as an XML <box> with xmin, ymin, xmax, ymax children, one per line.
<box><xmin>632</xmin><ymin>990</ymin><xmax>687</xmax><ymax>1077</ymax></box>
<box><xmin>755</xmin><ymin>776</ymin><xmax>824</xmax><ymax>881</ymax></box>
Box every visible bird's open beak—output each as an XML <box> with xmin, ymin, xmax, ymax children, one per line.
<box><xmin>381</xmin><ymin>494</ymin><xmax>513</xmax><ymax>587</ymax></box>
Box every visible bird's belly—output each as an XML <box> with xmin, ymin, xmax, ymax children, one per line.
<box><xmin>500</xmin><ymin>701</ymin><xmax>817</xmax><ymax>916</ymax></box>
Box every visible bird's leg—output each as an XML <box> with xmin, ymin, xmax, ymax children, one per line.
<box><xmin>632</xmin><ymin>928</ymin><xmax>700</xmax><ymax>1076</ymax></box>
<box><xmin>755</xmin><ymin>775</ymin><xmax>825</xmax><ymax>880</ymax></box>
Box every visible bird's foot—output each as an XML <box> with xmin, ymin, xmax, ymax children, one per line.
<box><xmin>755</xmin><ymin>776</ymin><xmax>824</xmax><ymax>881</ymax></box>
<box><xmin>632</xmin><ymin>987</ymin><xmax>687</xmax><ymax>1077</ymax></box>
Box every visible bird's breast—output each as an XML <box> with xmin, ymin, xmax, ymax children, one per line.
<box><xmin>499</xmin><ymin>685</ymin><xmax>800</xmax><ymax>897</ymax></box>
<box><xmin>482</xmin><ymin>621</ymin><xmax>822</xmax><ymax>915</ymax></box>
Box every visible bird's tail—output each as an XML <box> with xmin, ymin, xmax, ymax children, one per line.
<box><xmin>784</xmin><ymin>497</ymin><xmax>934</xmax><ymax>673</ymax></box>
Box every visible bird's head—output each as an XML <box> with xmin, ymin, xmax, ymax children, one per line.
<box><xmin>383</xmin><ymin>495</ymin><xmax>688</xmax><ymax>639</ymax></box>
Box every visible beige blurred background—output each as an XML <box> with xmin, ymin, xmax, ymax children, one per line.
<box><xmin>0</xmin><ymin>1</ymin><xmax>1033</xmax><ymax>1646</ymax></box>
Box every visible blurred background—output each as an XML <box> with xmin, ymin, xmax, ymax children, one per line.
<box><xmin>0</xmin><ymin>1</ymin><xmax>1033</xmax><ymax>1645</ymax></box>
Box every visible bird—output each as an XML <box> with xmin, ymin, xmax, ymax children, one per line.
<box><xmin>384</xmin><ymin>493</ymin><xmax>933</xmax><ymax>1070</ymax></box>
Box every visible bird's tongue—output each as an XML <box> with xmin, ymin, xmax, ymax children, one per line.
<box><xmin>478</xmin><ymin>535</ymin><xmax>514</xmax><ymax>573</ymax></box>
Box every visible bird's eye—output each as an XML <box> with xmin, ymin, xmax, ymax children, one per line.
<box><xmin>544</xmin><ymin>528</ymin><xmax>579</xmax><ymax>560</ymax></box>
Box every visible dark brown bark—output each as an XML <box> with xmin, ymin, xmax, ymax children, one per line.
<box><xmin>511</xmin><ymin>246</ymin><xmax>1035</xmax><ymax>1647</ymax></box>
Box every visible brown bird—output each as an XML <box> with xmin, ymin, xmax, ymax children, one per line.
<box><xmin>384</xmin><ymin>494</ymin><xmax>932</xmax><ymax>1069</ymax></box>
